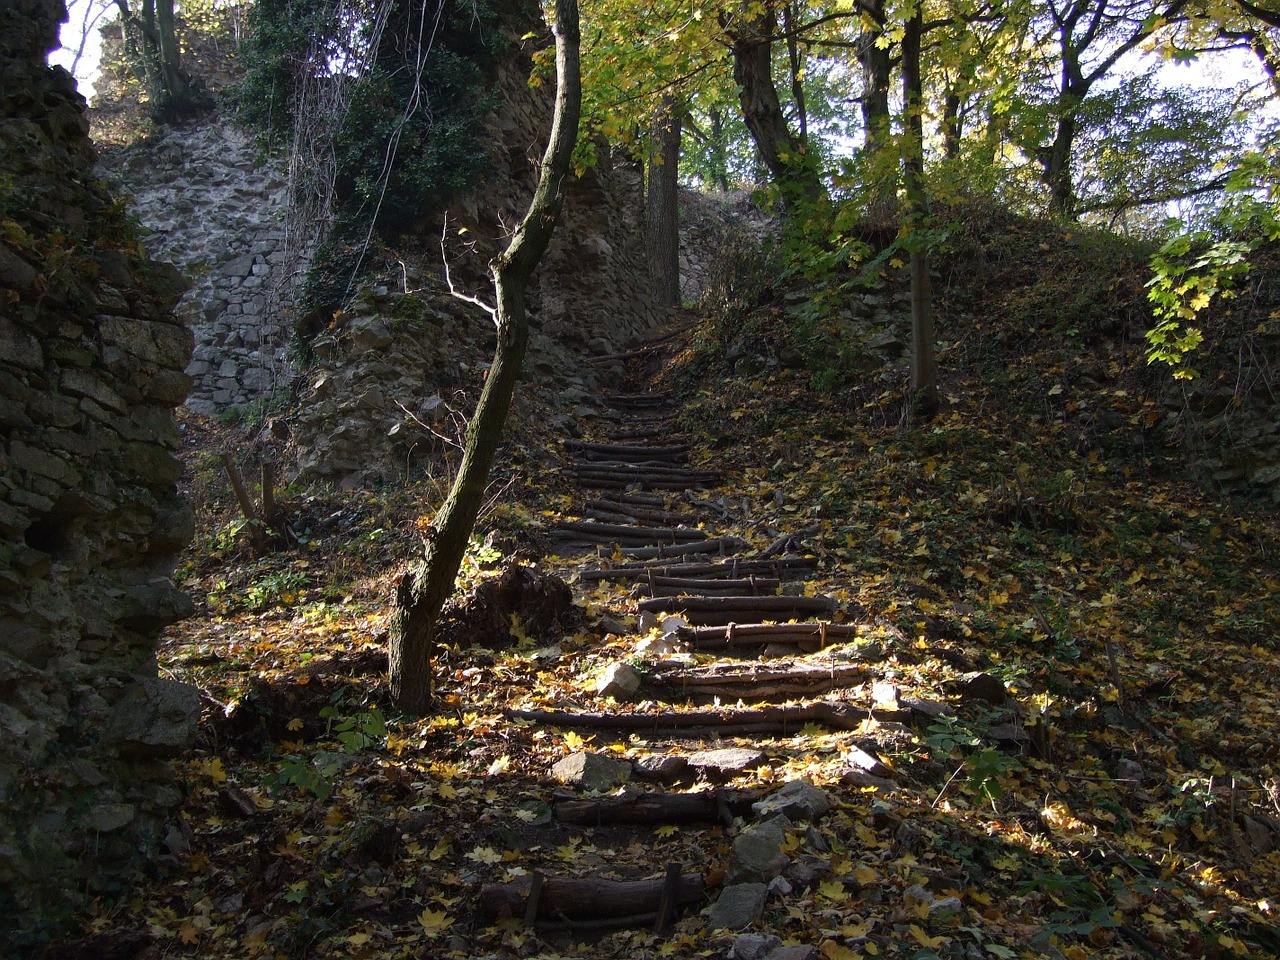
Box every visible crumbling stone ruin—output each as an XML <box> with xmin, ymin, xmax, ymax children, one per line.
<box><xmin>1</xmin><ymin>1</ymin><xmax>199</xmax><ymax>947</ymax></box>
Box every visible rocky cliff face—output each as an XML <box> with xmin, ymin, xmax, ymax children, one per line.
<box><xmin>97</xmin><ymin>123</ymin><xmax>293</xmax><ymax>417</ymax></box>
<box><xmin>0</xmin><ymin>1</ymin><xmax>198</xmax><ymax>948</ymax></box>
<box><xmin>96</xmin><ymin>19</ymin><xmax>665</xmax><ymax>485</ymax></box>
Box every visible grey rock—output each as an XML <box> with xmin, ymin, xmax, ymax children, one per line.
<box><xmin>596</xmin><ymin>661</ymin><xmax>643</xmax><ymax>699</ymax></box>
<box><xmin>752</xmin><ymin>780</ymin><xmax>831</xmax><ymax>822</ymax></box>
<box><xmin>632</xmin><ymin>754</ymin><xmax>689</xmax><ymax>783</ymax></box>
<box><xmin>551</xmin><ymin>751</ymin><xmax>632</xmax><ymax>791</ymax></box>
<box><xmin>1115</xmin><ymin>758</ymin><xmax>1145</xmax><ymax>784</ymax></box>
<box><xmin>730</xmin><ymin>933</ymin><xmax>781</xmax><ymax>960</ymax></box>
<box><xmin>942</xmin><ymin>671</ymin><xmax>1009</xmax><ymax>705</ymax></box>
<box><xmin>728</xmin><ymin>818</ymin><xmax>791</xmax><ymax>884</ymax></box>
<box><xmin>706</xmin><ymin>883</ymin><xmax>769</xmax><ymax>931</ymax></box>
<box><xmin>688</xmin><ymin>747</ymin><xmax>769</xmax><ymax>779</ymax></box>
<box><xmin>784</xmin><ymin>854</ymin><xmax>830</xmax><ymax>887</ymax></box>
<box><xmin>106</xmin><ymin>677</ymin><xmax>201</xmax><ymax>758</ymax></box>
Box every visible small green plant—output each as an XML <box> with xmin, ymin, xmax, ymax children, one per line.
<box><xmin>264</xmin><ymin>752</ymin><xmax>341</xmax><ymax>801</ymax></box>
<box><xmin>242</xmin><ymin>570</ymin><xmax>308</xmax><ymax>611</ymax></box>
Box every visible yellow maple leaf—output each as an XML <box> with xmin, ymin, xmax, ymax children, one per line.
<box><xmin>853</xmin><ymin>865</ymin><xmax>877</xmax><ymax>885</ymax></box>
<box><xmin>429</xmin><ymin>840</ymin><xmax>450</xmax><ymax>861</ymax></box>
<box><xmin>178</xmin><ymin>921</ymin><xmax>200</xmax><ymax>945</ymax></box>
<box><xmin>654</xmin><ymin>824</ymin><xmax>680</xmax><ymax>838</ymax></box>
<box><xmin>563</xmin><ymin>730</ymin><xmax>588</xmax><ymax>751</ymax></box>
<box><xmin>199</xmin><ymin>758</ymin><xmax>227</xmax><ymax>784</ymax></box>
<box><xmin>418</xmin><ymin>907</ymin><xmax>454</xmax><ymax>938</ymax></box>
<box><xmin>909</xmin><ymin>925</ymin><xmax>948</xmax><ymax>949</ymax></box>
<box><xmin>820</xmin><ymin>940</ymin><xmax>860</xmax><ymax>960</ymax></box>
<box><xmin>466</xmin><ymin>845</ymin><xmax>502</xmax><ymax>865</ymax></box>
<box><xmin>818</xmin><ymin>879</ymin><xmax>849</xmax><ymax>901</ymax></box>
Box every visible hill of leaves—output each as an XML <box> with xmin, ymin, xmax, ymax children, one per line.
<box><xmin>39</xmin><ymin>206</ymin><xmax>1280</xmax><ymax>960</ymax></box>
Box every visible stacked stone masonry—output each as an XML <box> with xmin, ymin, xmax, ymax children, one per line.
<box><xmin>98</xmin><ymin>18</ymin><xmax>664</xmax><ymax>485</ymax></box>
<box><xmin>97</xmin><ymin>122</ymin><xmax>293</xmax><ymax>416</ymax></box>
<box><xmin>0</xmin><ymin>1</ymin><xmax>198</xmax><ymax>949</ymax></box>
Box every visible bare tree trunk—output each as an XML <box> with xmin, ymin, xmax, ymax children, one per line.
<box><xmin>646</xmin><ymin>96</ymin><xmax>682</xmax><ymax>308</ymax></box>
<box><xmin>781</xmin><ymin>0</ymin><xmax>807</xmax><ymax>143</ymax></box>
<box><xmin>902</xmin><ymin>4</ymin><xmax>937</xmax><ymax>419</ymax></box>
<box><xmin>389</xmin><ymin>0</ymin><xmax>582</xmax><ymax>715</ymax></box>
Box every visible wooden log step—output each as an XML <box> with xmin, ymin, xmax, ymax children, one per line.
<box><xmin>555</xmin><ymin>520</ymin><xmax>708</xmax><ymax>543</ymax></box>
<box><xmin>553</xmin><ymin>789</ymin><xmax>760</xmax><ymax>826</ymax></box>
<box><xmin>640</xmin><ymin>575</ymin><xmax>782</xmax><ymax>598</ymax></box>
<box><xmin>583</xmin><ymin>506</ymin><xmax>690</xmax><ymax>526</ymax></box>
<box><xmin>565</xmin><ymin>440</ymin><xmax>690</xmax><ymax>460</ymax></box>
<box><xmin>673</xmin><ymin>622</ymin><xmax>863</xmax><ymax>651</ymax></box>
<box><xmin>613</xmin><ymin>538</ymin><xmax>747</xmax><ymax>559</ymax></box>
<box><xmin>577</xmin><ymin>557</ymin><xmax>818</xmax><ymax>581</ymax></box>
<box><xmin>555</xmin><ymin>538</ymin><xmax>745</xmax><ymax>560</ymax></box>
<box><xmin>570</xmin><ymin>477</ymin><xmax>718</xmax><ymax>492</ymax></box>
<box><xmin>585</xmin><ymin>498</ymin><xmax>692</xmax><ymax>525</ymax></box>
<box><xmin>647</xmin><ymin>661</ymin><xmax>871</xmax><ymax>699</ymax></box>
<box><xmin>506</xmin><ymin>701</ymin><xmax>911</xmax><ymax>735</ymax></box>
<box><xmin>479</xmin><ymin>872</ymin><xmax>705</xmax><ymax>925</ymax></box>
<box><xmin>605</xmin><ymin>392</ymin><xmax>674</xmax><ymax>409</ymax></box>
<box><xmin>567</xmin><ymin>462</ymin><xmax>719</xmax><ymax>479</ymax></box>
<box><xmin>608</xmin><ymin>491</ymin><xmax>670</xmax><ymax>506</ymax></box>
<box><xmin>636</xmin><ymin>595</ymin><xmax>837</xmax><ymax>626</ymax></box>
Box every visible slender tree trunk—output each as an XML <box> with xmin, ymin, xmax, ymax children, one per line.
<box><xmin>857</xmin><ymin>0</ymin><xmax>891</xmax><ymax>157</ymax></box>
<box><xmin>709</xmin><ymin>106</ymin><xmax>729</xmax><ymax>192</ymax></box>
<box><xmin>728</xmin><ymin>3</ymin><xmax>821</xmax><ymax>202</ymax></box>
<box><xmin>647</xmin><ymin>96</ymin><xmax>682</xmax><ymax>308</ymax></box>
<box><xmin>782</xmin><ymin>0</ymin><xmax>807</xmax><ymax>144</ymax></box>
<box><xmin>1043</xmin><ymin>108</ymin><xmax>1079</xmax><ymax>217</ymax></box>
<box><xmin>389</xmin><ymin>0</ymin><xmax>582</xmax><ymax>715</ymax></box>
<box><xmin>942</xmin><ymin>90</ymin><xmax>962</xmax><ymax>161</ymax></box>
<box><xmin>902</xmin><ymin>4</ymin><xmax>937</xmax><ymax>419</ymax></box>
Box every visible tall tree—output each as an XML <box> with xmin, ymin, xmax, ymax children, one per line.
<box><xmin>647</xmin><ymin>95</ymin><xmax>683</xmax><ymax>308</ymax></box>
<box><xmin>1035</xmin><ymin>0</ymin><xmax>1188</xmax><ymax>216</ymax></box>
<box><xmin>113</xmin><ymin>0</ymin><xmax>209</xmax><ymax>121</ymax></box>
<box><xmin>902</xmin><ymin>0</ymin><xmax>938</xmax><ymax>417</ymax></box>
<box><xmin>389</xmin><ymin>0</ymin><xmax>582</xmax><ymax>714</ymax></box>
<box><xmin>723</xmin><ymin>0</ymin><xmax>824</xmax><ymax>202</ymax></box>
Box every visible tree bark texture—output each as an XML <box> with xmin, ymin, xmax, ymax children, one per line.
<box><xmin>902</xmin><ymin>6</ymin><xmax>937</xmax><ymax>418</ymax></box>
<box><xmin>728</xmin><ymin>3</ymin><xmax>822</xmax><ymax>203</ymax></box>
<box><xmin>647</xmin><ymin>96</ymin><xmax>682</xmax><ymax>308</ymax></box>
<box><xmin>389</xmin><ymin>0</ymin><xmax>581</xmax><ymax>714</ymax></box>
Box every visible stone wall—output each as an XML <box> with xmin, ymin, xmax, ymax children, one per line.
<box><xmin>0</xmin><ymin>1</ymin><xmax>199</xmax><ymax>949</ymax></box>
<box><xmin>97</xmin><ymin>122</ymin><xmax>293</xmax><ymax>416</ymax></box>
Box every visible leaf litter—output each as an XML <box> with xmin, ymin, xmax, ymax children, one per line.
<box><xmin>51</xmin><ymin>262</ymin><xmax>1280</xmax><ymax>960</ymax></box>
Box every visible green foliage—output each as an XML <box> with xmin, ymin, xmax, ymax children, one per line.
<box><xmin>1146</xmin><ymin>142</ymin><xmax>1280</xmax><ymax>378</ymax></box>
<box><xmin>264</xmin><ymin>690</ymin><xmax>387</xmax><ymax>800</ymax></box>
<box><xmin>234</xmin><ymin>0</ymin><xmax>501</xmax><ymax>331</ymax></box>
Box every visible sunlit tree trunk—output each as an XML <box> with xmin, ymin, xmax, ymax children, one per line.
<box><xmin>647</xmin><ymin>95</ymin><xmax>682</xmax><ymax>308</ymax></box>
<box><xmin>389</xmin><ymin>0</ymin><xmax>582</xmax><ymax>715</ymax></box>
<box><xmin>728</xmin><ymin>2</ymin><xmax>822</xmax><ymax>203</ymax></box>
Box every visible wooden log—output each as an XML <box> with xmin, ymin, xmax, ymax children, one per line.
<box><xmin>640</xmin><ymin>575</ymin><xmax>782</xmax><ymax>597</ymax></box>
<box><xmin>605</xmin><ymin>391</ymin><xmax>674</xmax><ymax>408</ymax></box>
<box><xmin>553</xmin><ymin>790</ymin><xmax>759</xmax><ymax>826</ymax></box>
<box><xmin>478</xmin><ymin>873</ymin><xmax>705</xmax><ymax>923</ymax></box>
<box><xmin>586</xmin><ymin>499</ymin><xmax>691</xmax><ymax>524</ymax></box>
<box><xmin>578</xmin><ymin>557</ymin><xmax>817</xmax><ymax>581</ymax></box>
<box><xmin>567</xmin><ymin>463</ymin><xmax>721</xmax><ymax>481</ymax></box>
<box><xmin>507</xmin><ymin>701</ymin><xmax>910</xmax><ymax>734</ymax></box>
<box><xmin>647</xmin><ymin>661</ymin><xmax>871</xmax><ymax>699</ymax></box>
<box><xmin>565</xmin><ymin>440</ymin><xmax>689</xmax><ymax>460</ymax></box>
<box><xmin>673</xmin><ymin>622</ymin><xmax>863</xmax><ymax>651</ymax></box>
<box><xmin>570</xmin><ymin>477</ymin><xmax>718</xmax><ymax>491</ymax></box>
<box><xmin>603</xmin><ymin>539</ymin><xmax>746</xmax><ymax>560</ymax></box>
<box><xmin>556</xmin><ymin>520</ymin><xmax>708</xmax><ymax>543</ymax></box>
<box><xmin>636</xmin><ymin>595</ymin><xmax>836</xmax><ymax>626</ymax></box>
